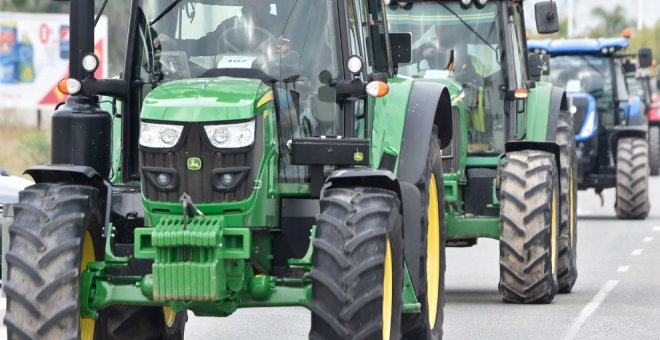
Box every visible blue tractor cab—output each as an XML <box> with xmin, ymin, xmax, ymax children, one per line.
<box><xmin>529</xmin><ymin>38</ymin><xmax>652</xmax><ymax>219</ymax></box>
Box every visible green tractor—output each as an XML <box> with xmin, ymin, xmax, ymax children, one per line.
<box><xmin>3</xmin><ymin>0</ymin><xmax>456</xmax><ymax>339</ymax></box>
<box><xmin>387</xmin><ymin>0</ymin><xmax>578</xmax><ymax>302</ymax></box>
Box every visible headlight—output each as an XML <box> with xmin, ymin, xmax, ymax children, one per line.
<box><xmin>139</xmin><ymin>122</ymin><xmax>184</xmax><ymax>148</ymax></box>
<box><xmin>204</xmin><ymin>120</ymin><xmax>256</xmax><ymax>148</ymax></box>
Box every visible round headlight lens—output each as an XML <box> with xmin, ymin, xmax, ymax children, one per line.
<box><xmin>213</xmin><ymin>127</ymin><xmax>230</xmax><ymax>145</ymax></box>
<box><xmin>82</xmin><ymin>53</ymin><xmax>99</xmax><ymax>73</ymax></box>
<box><xmin>160</xmin><ymin>128</ymin><xmax>179</xmax><ymax>145</ymax></box>
<box><xmin>238</xmin><ymin>128</ymin><xmax>253</xmax><ymax>146</ymax></box>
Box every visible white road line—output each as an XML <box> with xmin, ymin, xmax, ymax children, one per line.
<box><xmin>564</xmin><ymin>280</ymin><xmax>619</xmax><ymax>340</ymax></box>
<box><xmin>631</xmin><ymin>249</ymin><xmax>644</xmax><ymax>256</ymax></box>
<box><xmin>643</xmin><ymin>237</ymin><xmax>654</xmax><ymax>243</ymax></box>
<box><xmin>617</xmin><ymin>266</ymin><xmax>630</xmax><ymax>273</ymax></box>
<box><xmin>653</xmin><ymin>226</ymin><xmax>660</xmax><ymax>232</ymax></box>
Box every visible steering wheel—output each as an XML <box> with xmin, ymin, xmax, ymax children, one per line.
<box><xmin>216</xmin><ymin>25</ymin><xmax>279</xmax><ymax>54</ymax></box>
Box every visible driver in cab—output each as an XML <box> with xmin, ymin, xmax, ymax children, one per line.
<box><xmin>157</xmin><ymin>1</ymin><xmax>285</xmax><ymax>56</ymax></box>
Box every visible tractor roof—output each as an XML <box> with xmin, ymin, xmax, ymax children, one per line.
<box><xmin>528</xmin><ymin>38</ymin><xmax>629</xmax><ymax>56</ymax></box>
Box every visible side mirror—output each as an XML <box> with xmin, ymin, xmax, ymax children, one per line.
<box><xmin>528</xmin><ymin>53</ymin><xmax>550</xmax><ymax>81</ymax></box>
<box><xmin>638</xmin><ymin>48</ymin><xmax>653</xmax><ymax>68</ymax></box>
<box><xmin>389</xmin><ymin>32</ymin><xmax>412</xmax><ymax>65</ymax></box>
<box><xmin>623</xmin><ymin>61</ymin><xmax>637</xmax><ymax>74</ymax></box>
<box><xmin>535</xmin><ymin>1</ymin><xmax>560</xmax><ymax>34</ymax></box>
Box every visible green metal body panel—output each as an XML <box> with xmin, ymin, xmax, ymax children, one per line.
<box><xmin>141</xmin><ymin>78</ymin><xmax>268</xmax><ymax>122</ymax></box>
<box><xmin>370</xmin><ymin>76</ymin><xmax>414</xmax><ymax>169</ymax></box>
<box><xmin>524</xmin><ymin>82</ymin><xmax>554</xmax><ymax>142</ymax></box>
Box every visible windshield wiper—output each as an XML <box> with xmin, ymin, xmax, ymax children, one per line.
<box><xmin>150</xmin><ymin>0</ymin><xmax>181</xmax><ymax>26</ymax></box>
<box><xmin>437</xmin><ymin>2</ymin><xmax>498</xmax><ymax>56</ymax></box>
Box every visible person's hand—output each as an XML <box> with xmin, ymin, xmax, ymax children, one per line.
<box><xmin>157</xmin><ymin>33</ymin><xmax>177</xmax><ymax>50</ymax></box>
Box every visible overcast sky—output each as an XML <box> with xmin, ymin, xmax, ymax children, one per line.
<box><xmin>524</xmin><ymin>0</ymin><xmax>660</xmax><ymax>35</ymax></box>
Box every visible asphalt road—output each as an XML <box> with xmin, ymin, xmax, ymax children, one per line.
<box><xmin>0</xmin><ymin>178</ymin><xmax>658</xmax><ymax>339</ymax></box>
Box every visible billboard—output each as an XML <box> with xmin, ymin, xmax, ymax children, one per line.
<box><xmin>0</xmin><ymin>12</ymin><xmax>108</xmax><ymax>108</ymax></box>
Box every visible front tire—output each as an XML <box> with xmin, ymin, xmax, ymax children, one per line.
<box><xmin>615</xmin><ymin>137</ymin><xmax>650</xmax><ymax>219</ymax></box>
<box><xmin>310</xmin><ymin>187</ymin><xmax>403</xmax><ymax>340</ymax></box>
<box><xmin>499</xmin><ymin>151</ymin><xmax>560</xmax><ymax>303</ymax></box>
<box><xmin>3</xmin><ymin>183</ymin><xmax>187</xmax><ymax>340</ymax></box>
<box><xmin>3</xmin><ymin>183</ymin><xmax>103</xmax><ymax>339</ymax></box>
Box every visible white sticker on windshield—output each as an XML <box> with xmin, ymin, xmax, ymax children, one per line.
<box><xmin>217</xmin><ymin>56</ymin><xmax>257</xmax><ymax>69</ymax></box>
<box><xmin>566</xmin><ymin>80</ymin><xmax>581</xmax><ymax>93</ymax></box>
<box><xmin>270</xmin><ymin>4</ymin><xmax>277</xmax><ymax>15</ymax></box>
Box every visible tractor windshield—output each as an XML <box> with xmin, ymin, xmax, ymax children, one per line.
<box><xmin>387</xmin><ymin>2</ymin><xmax>506</xmax><ymax>154</ymax></box>
<box><xmin>543</xmin><ymin>55</ymin><xmax>618</xmax><ymax>126</ymax></box>
<box><xmin>139</xmin><ymin>0</ymin><xmax>341</xmax><ymax>87</ymax></box>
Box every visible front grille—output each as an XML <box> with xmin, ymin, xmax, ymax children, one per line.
<box><xmin>140</xmin><ymin>118</ymin><xmax>263</xmax><ymax>204</ymax></box>
<box><xmin>572</xmin><ymin>97</ymin><xmax>590</xmax><ymax>135</ymax></box>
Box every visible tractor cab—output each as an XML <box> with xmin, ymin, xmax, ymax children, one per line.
<box><xmin>386</xmin><ymin>0</ymin><xmax>582</xmax><ymax>303</ymax></box>
<box><xmin>529</xmin><ymin>37</ymin><xmax>652</xmax><ymax>218</ymax></box>
<box><xmin>387</xmin><ymin>1</ymin><xmax>509</xmax><ymax>156</ymax></box>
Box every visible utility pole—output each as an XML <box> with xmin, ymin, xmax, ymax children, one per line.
<box><xmin>568</xmin><ymin>0</ymin><xmax>574</xmax><ymax>37</ymax></box>
<box><xmin>638</xmin><ymin>0</ymin><xmax>643</xmax><ymax>31</ymax></box>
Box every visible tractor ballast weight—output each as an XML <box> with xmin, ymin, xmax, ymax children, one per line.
<box><xmin>386</xmin><ymin>0</ymin><xmax>578</xmax><ymax>303</ymax></box>
<box><xmin>3</xmin><ymin>0</ymin><xmax>455</xmax><ymax>339</ymax></box>
<box><xmin>529</xmin><ymin>37</ymin><xmax>652</xmax><ymax>219</ymax></box>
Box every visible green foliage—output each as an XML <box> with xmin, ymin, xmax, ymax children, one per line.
<box><xmin>16</xmin><ymin>131</ymin><xmax>50</xmax><ymax>165</ymax></box>
<box><xmin>587</xmin><ymin>5</ymin><xmax>634</xmax><ymax>38</ymax></box>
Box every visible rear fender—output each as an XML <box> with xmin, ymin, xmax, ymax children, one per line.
<box><xmin>526</xmin><ymin>83</ymin><xmax>567</xmax><ymax>142</ymax></box>
<box><xmin>396</xmin><ymin>82</ymin><xmax>452</xmax><ymax>295</ymax></box>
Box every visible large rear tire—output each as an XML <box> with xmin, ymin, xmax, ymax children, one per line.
<box><xmin>615</xmin><ymin>137</ymin><xmax>650</xmax><ymax>219</ymax></box>
<box><xmin>402</xmin><ymin>132</ymin><xmax>445</xmax><ymax>339</ymax></box>
<box><xmin>648</xmin><ymin>126</ymin><xmax>660</xmax><ymax>176</ymax></box>
<box><xmin>499</xmin><ymin>151</ymin><xmax>559</xmax><ymax>303</ymax></box>
<box><xmin>556</xmin><ymin>111</ymin><xmax>578</xmax><ymax>293</ymax></box>
<box><xmin>3</xmin><ymin>183</ymin><xmax>186</xmax><ymax>340</ymax></box>
<box><xmin>310</xmin><ymin>187</ymin><xmax>403</xmax><ymax>340</ymax></box>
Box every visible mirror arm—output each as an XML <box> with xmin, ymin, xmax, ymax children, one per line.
<box><xmin>81</xmin><ymin>78</ymin><xmax>129</xmax><ymax>100</ymax></box>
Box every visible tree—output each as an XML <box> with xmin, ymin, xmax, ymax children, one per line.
<box><xmin>588</xmin><ymin>5</ymin><xmax>635</xmax><ymax>38</ymax></box>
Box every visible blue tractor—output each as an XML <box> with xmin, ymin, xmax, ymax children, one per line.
<box><xmin>529</xmin><ymin>38</ymin><xmax>653</xmax><ymax>219</ymax></box>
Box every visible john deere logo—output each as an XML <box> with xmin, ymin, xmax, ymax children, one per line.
<box><xmin>187</xmin><ymin>157</ymin><xmax>202</xmax><ymax>171</ymax></box>
<box><xmin>353</xmin><ymin>151</ymin><xmax>364</xmax><ymax>162</ymax></box>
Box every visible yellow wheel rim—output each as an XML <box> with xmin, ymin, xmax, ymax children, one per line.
<box><xmin>426</xmin><ymin>174</ymin><xmax>440</xmax><ymax>329</ymax></box>
<box><xmin>569</xmin><ymin>171</ymin><xmax>575</xmax><ymax>244</ymax></box>
<box><xmin>164</xmin><ymin>307</ymin><xmax>177</xmax><ymax>328</ymax></box>
<box><xmin>551</xmin><ymin>190</ymin><xmax>558</xmax><ymax>273</ymax></box>
<box><xmin>382</xmin><ymin>240</ymin><xmax>393</xmax><ymax>340</ymax></box>
<box><xmin>81</xmin><ymin>231</ymin><xmax>96</xmax><ymax>340</ymax></box>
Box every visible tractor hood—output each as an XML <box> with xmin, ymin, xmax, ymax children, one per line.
<box><xmin>141</xmin><ymin>77</ymin><xmax>269</xmax><ymax>122</ymax></box>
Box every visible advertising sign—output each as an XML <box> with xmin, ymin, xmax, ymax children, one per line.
<box><xmin>0</xmin><ymin>12</ymin><xmax>108</xmax><ymax>108</ymax></box>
